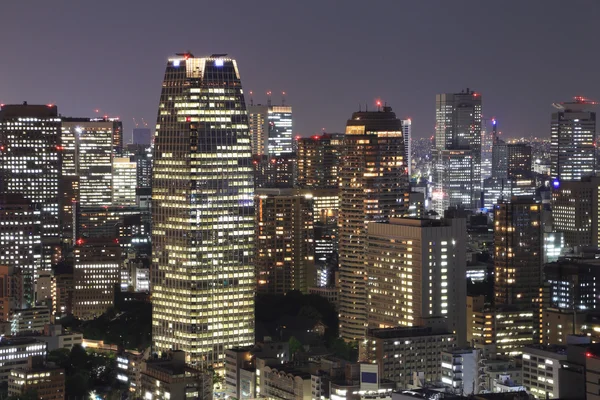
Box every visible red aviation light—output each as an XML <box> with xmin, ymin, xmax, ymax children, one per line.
<box><xmin>76</xmin><ymin>238</ymin><xmax>85</xmax><ymax>246</ymax></box>
<box><xmin>312</xmin><ymin>135</ymin><xmax>320</xmax><ymax>140</ymax></box>
<box><xmin>186</xmin><ymin>116</ymin><xmax>192</xmax><ymax>122</ymax></box>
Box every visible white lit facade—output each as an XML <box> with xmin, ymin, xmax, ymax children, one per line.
<box><xmin>112</xmin><ymin>157</ymin><xmax>137</xmax><ymax>206</ymax></box>
<box><xmin>152</xmin><ymin>54</ymin><xmax>255</xmax><ymax>367</ymax></box>
<box><xmin>434</xmin><ymin>89</ymin><xmax>482</xmax><ymax>211</ymax></box>
<box><xmin>0</xmin><ymin>104</ymin><xmax>61</xmax><ymax>271</ymax></box>
<box><xmin>0</xmin><ymin>338</ymin><xmax>47</xmax><ymax>381</ymax></box>
<box><xmin>365</xmin><ymin>218</ymin><xmax>467</xmax><ymax>344</ymax></box>
<box><xmin>550</xmin><ymin>98</ymin><xmax>596</xmax><ymax>182</ymax></box>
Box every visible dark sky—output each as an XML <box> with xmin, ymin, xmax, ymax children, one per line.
<box><xmin>1</xmin><ymin>1</ymin><xmax>599</xmax><ymax>142</ymax></box>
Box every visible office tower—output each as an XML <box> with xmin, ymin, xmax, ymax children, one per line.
<box><xmin>440</xmin><ymin>348</ymin><xmax>481</xmax><ymax>395</ymax></box>
<box><xmin>401</xmin><ymin>119</ymin><xmax>412</xmax><ymax>178</ymax></box>
<box><xmin>72</xmin><ymin>239</ymin><xmax>119</xmax><ymax>320</ymax></box>
<box><xmin>0</xmin><ymin>103</ymin><xmax>61</xmax><ymax>270</ymax></box>
<box><xmin>494</xmin><ymin>198</ymin><xmax>543</xmax><ymax>307</ymax></box>
<box><xmin>248</xmin><ymin>104</ymin><xmax>293</xmax><ymax>155</ymax></box>
<box><xmin>491</xmin><ymin>120</ymin><xmax>507</xmax><ymax>180</ymax></box>
<box><xmin>52</xmin><ymin>263</ymin><xmax>74</xmax><ymax>318</ymax></box>
<box><xmin>507</xmin><ymin>143</ymin><xmax>532</xmax><ymax>178</ymax></box>
<box><xmin>551</xmin><ymin>176</ymin><xmax>600</xmax><ymax>248</ymax></box>
<box><xmin>551</xmin><ymin>97</ymin><xmax>597</xmax><ymax>182</ymax></box>
<box><xmin>152</xmin><ymin>54</ymin><xmax>254</xmax><ymax>366</ymax></box>
<box><xmin>61</xmin><ymin>118</ymin><xmax>115</xmax><ymax>208</ymax></box>
<box><xmin>255</xmin><ymin>189</ymin><xmax>314</xmax><ymax>294</ymax></box>
<box><xmin>482</xmin><ymin>177</ymin><xmax>537</xmax><ymax>210</ymax></box>
<box><xmin>366</xmin><ymin>218</ymin><xmax>467</xmax><ymax>344</ymax></box>
<box><xmin>433</xmin><ymin>89</ymin><xmax>482</xmax><ymax>212</ymax></box>
<box><xmin>297</xmin><ymin>188</ymin><xmax>340</xmax><ymax>287</ymax></box>
<box><xmin>481</xmin><ymin>123</ymin><xmax>493</xmax><ymax>181</ymax></box>
<box><xmin>252</xmin><ymin>154</ymin><xmax>295</xmax><ymax>189</ymax></box>
<box><xmin>112</xmin><ymin>157</ymin><xmax>137</xmax><ymax>206</ymax></box>
<box><xmin>126</xmin><ymin>144</ymin><xmax>153</xmax><ymax>188</ymax></box>
<box><xmin>133</xmin><ymin>127</ymin><xmax>152</xmax><ymax>146</ymax></box>
<box><xmin>339</xmin><ymin>106</ymin><xmax>409</xmax><ymax>341</ymax></box>
<box><xmin>295</xmin><ymin>133</ymin><xmax>344</xmax><ymax>189</ymax></box>
<box><xmin>0</xmin><ymin>195</ymin><xmax>41</xmax><ymax>306</ymax></box>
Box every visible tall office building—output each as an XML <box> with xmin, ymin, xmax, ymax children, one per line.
<box><xmin>433</xmin><ymin>89</ymin><xmax>482</xmax><ymax>212</ymax></box>
<box><xmin>507</xmin><ymin>143</ymin><xmax>532</xmax><ymax>178</ymax></box>
<box><xmin>126</xmin><ymin>144</ymin><xmax>153</xmax><ymax>189</ymax></box>
<box><xmin>551</xmin><ymin>176</ymin><xmax>600</xmax><ymax>248</ymax></box>
<box><xmin>545</xmin><ymin>258</ymin><xmax>600</xmax><ymax>311</ymax></box>
<box><xmin>152</xmin><ymin>54</ymin><xmax>255</xmax><ymax>367</ymax></box>
<box><xmin>255</xmin><ymin>189</ymin><xmax>314</xmax><ymax>294</ymax></box>
<box><xmin>62</xmin><ymin>118</ymin><xmax>116</xmax><ymax>208</ymax></box>
<box><xmin>247</xmin><ymin>104</ymin><xmax>293</xmax><ymax>155</ymax></box>
<box><xmin>72</xmin><ymin>239</ymin><xmax>120</xmax><ymax>320</ymax></box>
<box><xmin>295</xmin><ymin>133</ymin><xmax>344</xmax><ymax>189</ymax></box>
<box><xmin>252</xmin><ymin>154</ymin><xmax>295</xmax><ymax>189</ymax></box>
<box><xmin>0</xmin><ymin>103</ymin><xmax>61</xmax><ymax>270</ymax></box>
<box><xmin>0</xmin><ymin>195</ymin><xmax>41</xmax><ymax>306</ymax></box>
<box><xmin>494</xmin><ymin>198</ymin><xmax>543</xmax><ymax>307</ymax></box>
<box><xmin>551</xmin><ymin>97</ymin><xmax>597</xmax><ymax>182</ymax></box>
<box><xmin>112</xmin><ymin>157</ymin><xmax>137</xmax><ymax>206</ymax></box>
<box><xmin>338</xmin><ymin>106</ymin><xmax>409</xmax><ymax>341</ymax></box>
<box><xmin>491</xmin><ymin>120</ymin><xmax>507</xmax><ymax>180</ymax></box>
<box><xmin>401</xmin><ymin>119</ymin><xmax>412</xmax><ymax>178</ymax></box>
<box><xmin>366</xmin><ymin>218</ymin><xmax>467</xmax><ymax>344</ymax></box>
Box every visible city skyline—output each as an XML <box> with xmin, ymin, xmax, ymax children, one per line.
<box><xmin>1</xmin><ymin>1</ymin><xmax>600</xmax><ymax>142</ymax></box>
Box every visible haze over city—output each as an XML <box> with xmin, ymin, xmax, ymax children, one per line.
<box><xmin>1</xmin><ymin>0</ymin><xmax>599</xmax><ymax>140</ymax></box>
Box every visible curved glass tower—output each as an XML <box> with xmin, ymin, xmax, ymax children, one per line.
<box><xmin>151</xmin><ymin>54</ymin><xmax>255</xmax><ymax>367</ymax></box>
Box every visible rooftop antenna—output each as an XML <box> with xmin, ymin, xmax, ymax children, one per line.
<box><xmin>282</xmin><ymin>91</ymin><xmax>286</xmax><ymax>106</ymax></box>
<box><xmin>142</xmin><ymin>118</ymin><xmax>148</xmax><ymax>127</ymax></box>
<box><xmin>267</xmin><ymin>91</ymin><xmax>272</xmax><ymax>107</ymax></box>
<box><xmin>358</xmin><ymin>103</ymin><xmax>362</xmax><ymax>112</ymax></box>
<box><xmin>133</xmin><ymin>118</ymin><xmax>138</xmax><ymax>128</ymax></box>
<box><xmin>249</xmin><ymin>91</ymin><xmax>254</xmax><ymax>106</ymax></box>
<box><xmin>365</xmin><ymin>103</ymin><xmax>368</xmax><ymax>112</ymax></box>
<box><xmin>492</xmin><ymin>118</ymin><xmax>498</xmax><ymax>144</ymax></box>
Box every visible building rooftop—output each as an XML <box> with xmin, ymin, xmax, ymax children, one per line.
<box><xmin>367</xmin><ymin>326</ymin><xmax>452</xmax><ymax>339</ymax></box>
<box><xmin>523</xmin><ymin>344</ymin><xmax>568</xmax><ymax>356</ymax></box>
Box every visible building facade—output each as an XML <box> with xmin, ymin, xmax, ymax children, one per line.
<box><xmin>295</xmin><ymin>133</ymin><xmax>344</xmax><ymax>189</ymax></box>
<box><xmin>366</xmin><ymin>218</ymin><xmax>467</xmax><ymax>344</ymax></box>
<box><xmin>550</xmin><ymin>97</ymin><xmax>596</xmax><ymax>182</ymax></box>
<box><xmin>339</xmin><ymin>106</ymin><xmax>409</xmax><ymax>341</ymax></box>
<box><xmin>151</xmin><ymin>54</ymin><xmax>255</xmax><ymax>366</ymax></box>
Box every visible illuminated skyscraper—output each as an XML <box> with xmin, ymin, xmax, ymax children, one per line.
<box><xmin>366</xmin><ymin>218</ymin><xmax>467</xmax><ymax>344</ymax></box>
<box><xmin>255</xmin><ymin>189</ymin><xmax>314</xmax><ymax>294</ymax></box>
<box><xmin>0</xmin><ymin>103</ymin><xmax>61</xmax><ymax>270</ymax></box>
<box><xmin>433</xmin><ymin>89</ymin><xmax>482</xmax><ymax>212</ymax></box>
<box><xmin>112</xmin><ymin>157</ymin><xmax>137</xmax><ymax>206</ymax></box>
<box><xmin>61</xmin><ymin>118</ymin><xmax>115</xmax><ymax>208</ymax></box>
<box><xmin>494</xmin><ymin>198</ymin><xmax>543</xmax><ymax>307</ymax></box>
<box><xmin>152</xmin><ymin>53</ymin><xmax>255</xmax><ymax>367</ymax></box>
<box><xmin>551</xmin><ymin>97</ymin><xmax>596</xmax><ymax>182</ymax></box>
<box><xmin>401</xmin><ymin>119</ymin><xmax>412</xmax><ymax>178</ymax></box>
<box><xmin>248</xmin><ymin>103</ymin><xmax>293</xmax><ymax>156</ymax></box>
<box><xmin>338</xmin><ymin>106</ymin><xmax>409</xmax><ymax>341</ymax></box>
<box><xmin>295</xmin><ymin>133</ymin><xmax>344</xmax><ymax>189</ymax></box>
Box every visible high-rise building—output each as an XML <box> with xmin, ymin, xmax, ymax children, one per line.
<box><xmin>338</xmin><ymin>106</ymin><xmax>409</xmax><ymax>341</ymax></box>
<box><xmin>551</xmin><ymin>176</ymin><xmax>600</xmax><ymax>249</ymax></box>
<box><xmin>434</xmin><ymin>89</ymin><xmax>482</xmax><ymax>211</ymax></box>
<box><xmin>494</xmin><ymin>198</ymin><xmax>543</xmax><ymax>307</ymax></box>
<box><xmin>0</xmin><ymin>103</ymin><xmax>61</xmax><ymax>270</ymax></box>
<box><xmin>252</xmin><ymin>154</ymin><xmax>295</xmax><ymax>189</ymax></box>
<box><xmin>507</xmin><ymin>143</ymin><xmax>532</xmax><ymax>178</ymax></box>
<box><xmin>152</xmin><ymin>54</ymin><xmax>255</xmax><ymax>366</ymax></box>
<box><xmin>0</xmin><ymin>266</ymin><xmax>24</xmax><ymax>322</ymax></box>
<box><xmin>247</xmin><ymin>104</ymin><xmax>293</xmax><ymax>155</ymax></box>
<box><xmin>0</xmin><ymin>195</ymin><xmax>41</xmax><ymax>306</ymax></box>
<box><xmin>491</xmin><ymin>120</ymin><xmax>507</xmax><ymax>180</ymax></box>
<box><xmin>112</xmin><ymin>157</ymin><xmax>137</xmax><ymax>206</ymax></box>
<box><xmin>551</xmin><ymin>97</ymin><xmax>597</xmax><ymax>182</ymax></box>
<box><xmin>255</xmin><ymin>189</ymin><xmax>314</xmax><ymax>294</ymax></box>
<box><xmin>365</xmin><ymin>218</ymin><xmax>467</xmax><ymax>344</ymax></box>
<box><xmin>61</xmin><ymin>118</ymin><xmax>115</xmax><ymax>208</ymax></box>
<box><xmin>126</xmin><ymin>144</ymin><xmax>153</xmax><ymax>190</ymax></box>
<box><xmin>401</xmin><ymin>119</ymin><xmax>412</xmax><ymax>178</ymax></box>
<box><xmin>72</xmin><ymin>239</ymin><xmax>120</xmax><ymax>320</ymax></box>
<box><xmin>295</xmin><ymin>133</ymin><xmax>344</xmax><ymax>189</ymax></box>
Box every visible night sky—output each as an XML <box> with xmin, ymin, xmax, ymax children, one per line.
<box><xmin>2</xmin><ymin>0</ymin><xmax>599</xmax><ymax>142</ymax></box>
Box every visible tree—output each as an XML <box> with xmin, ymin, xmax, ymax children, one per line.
<box><xmin>288</xmin><ymin>336</ymin><xmax>303</xmax><ymax>356</ymax></box>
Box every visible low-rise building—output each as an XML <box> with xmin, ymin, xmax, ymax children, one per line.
<box><xmin>440</xmin><ymin>348</ymin><xmax>481</xmax><ymax>395</ymax></box>
<box><xmin>140</xmin><ymin>351</ymin><xmax>212</xmax><ymax>400</ymax></box>
<box><xmin>36</xmin><ymin>324</ymin><xmax>83</xmax><ymax>351</ymax></box>
<box><xmin>0</xmin><ymin>337</ymin><xmax>47</xmax><ymax>381</ymax></box>
<box><xmin>365</xmin><ymin>322</ymin><xmax>457</xmax><ymax>389</ymax></box>
<box><xmin>8</xmin><ymin>356</ymin><xmax>65</xmax><ymax>400</ymax></box>
<box><xmin>10</xmin><ymin>306</ymin><xmax>51</xmax><ymax>335</ymax></box>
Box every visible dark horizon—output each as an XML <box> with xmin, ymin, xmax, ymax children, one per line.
<box><xmin>1</xmin><ymin>0</ymin><xmax>599</xmax><ymax>142</ymax></box>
